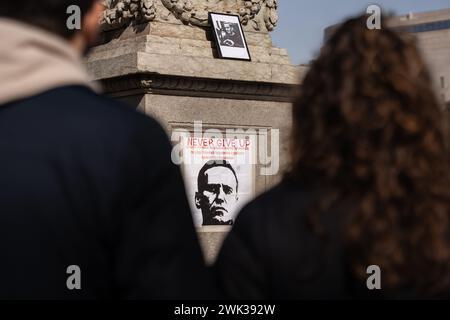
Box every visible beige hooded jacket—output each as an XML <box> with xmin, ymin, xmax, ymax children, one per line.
<box><xmin>0</xmin><ymin>18</ymin><xmax>99</xmax><ymax>105</ymax></box>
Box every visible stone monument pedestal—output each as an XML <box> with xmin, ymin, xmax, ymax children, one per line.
<box><xmin>87</xmin><ymin>0</ymin><xmax>305</xmax><ymax>263</ymax></box>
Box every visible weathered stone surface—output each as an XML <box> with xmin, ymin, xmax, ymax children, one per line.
<box><xmin>102</xmin><ymin>0</ymin><xmax>279</xmax><ymax>33</ymax></box>
<box><xmin>87</xmin><ymin>21</ymin><xmax>302</xmax><ymax>83</ymax></box>
<box><xmin>197</xmin><ymin>230</ymin><xmax>228</xmax><ymax>265</ymax></box>
<box><xmin>86</xmin><ymin>53</ymin><xmax>139</xmax><ymax>79</ymax></box>
<box><xmin>100</xmin><ymin>73</ymin><xmax>296</xmax><ymax>102</ymax></box>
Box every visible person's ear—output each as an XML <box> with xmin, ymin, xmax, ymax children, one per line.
<box><xmin>195</xmin><ymin>192</ymin><xmax>202</xmax><ymax>209</ymax></box>
<box><xmin>82</xmin><ymin>0</ymin><xmax>105</xmax><ymax>46</ymax></box>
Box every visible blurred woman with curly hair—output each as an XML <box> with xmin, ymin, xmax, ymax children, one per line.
<box><xmin>215</xmin><ymin>14</ymin><xmax>450</xmax><ymax>299</ymax></box>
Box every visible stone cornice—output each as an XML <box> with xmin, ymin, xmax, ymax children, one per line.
<box><xmin>101</xmin><ymin>73</ymin><xmax>295</xmax><ymax>102</ymax></box>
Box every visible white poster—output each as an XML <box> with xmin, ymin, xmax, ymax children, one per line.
<box><xmin>180</xmin><ymin>135</ymin><xmax>255</xmax><ymax>227</ymax></box>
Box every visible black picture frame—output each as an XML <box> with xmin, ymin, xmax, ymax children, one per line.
<box><xmin>209</xmin><ymin>12</ymin><xmax>252</xmax><ymax>62</ymax></box>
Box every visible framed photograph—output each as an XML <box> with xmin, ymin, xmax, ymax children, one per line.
<box><xmin>209</xmin><ymin>12</ymin><xmax>251</xmax><ymax>61</ymax></box>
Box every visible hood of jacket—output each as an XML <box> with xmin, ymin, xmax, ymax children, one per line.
<box><xmin>0</xmin><ymin>18</ymin><xmax>100</xmax><ymax>105</ymax></box>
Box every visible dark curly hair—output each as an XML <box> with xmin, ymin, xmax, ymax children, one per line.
<box><xmin>287</xmin><ymin>14</ymin><xmax>450</xmax><ymax>296</ymax></box>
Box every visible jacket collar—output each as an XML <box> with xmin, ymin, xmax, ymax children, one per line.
<box><xmin>0</xmin><ymin>18</ymin><xmax>100</xmax><ymax>105</ymax></box>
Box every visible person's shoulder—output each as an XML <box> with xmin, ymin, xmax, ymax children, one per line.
<box><xmin>43</xmin><ymin>86</ymin><xmax>148</xmax><ymax>119</ymax></box>
<box><xmin>4</xmin><ymin>85</ymin><xmax>172</xmax><ymax>156</ymax></box>
<box><xmin>235</xmin><ymin>180</ymin><xmax>313</xmax><ymax>226</ymax></box>
<box><xmin>38</xmin><ymin>85</ymin><xmax>165</xmax><ymax>137</ymax></box>
<box><xmin>243</xmin><ymin>180</ymin><xmax>311</xmax><ymax>212</ymax></box>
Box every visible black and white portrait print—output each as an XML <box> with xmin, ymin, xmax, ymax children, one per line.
<box><xmin>195</xmin><ymin>160</ymin><xmax>239</xmax><ymax>226</ymax></box>
<box><xmin>215</xmin><ymin>21</ymin><xmax>245</xmax><ymax>48</ymax></box>
<box><xmin>209</xmin><ymin>13</ymin><xmax>251</xmax><ymax>61</ymax></box>
<box><xmin>176</xmin><ymin>133</ymin><xmax>255</xmax><ymax>228</ymax></box>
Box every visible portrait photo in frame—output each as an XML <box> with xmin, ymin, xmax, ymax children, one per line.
<box><xmin>209</xmin><ymin>12</ymin><xmax>252</xmax><ymax>61</ymax></box>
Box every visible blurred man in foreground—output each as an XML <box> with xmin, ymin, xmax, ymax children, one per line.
<box><xmin>0</xmin><ymin>0</ymin><xmax>211</xmax><ymax>299</ymax></box>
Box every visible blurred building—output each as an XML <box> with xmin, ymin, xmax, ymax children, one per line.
<box><xmin>325</xmin><ymin>8</ymin><xmax>450</xmax><ymax>105</ymax></box>
<box><xmin>389</xmin><ymin>9</ymin><xmax>450</xmax><ymax>105</ymax></box>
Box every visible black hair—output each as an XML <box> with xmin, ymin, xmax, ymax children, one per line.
<box><xmin>197</xmin><ymin>160</ymin><xmax>239</xmax><ymax>193</ymax></box>
<box><xmin>0</xmin><ymin>0</ymin><xmax>96</xmax><ymax>39</ymax></box>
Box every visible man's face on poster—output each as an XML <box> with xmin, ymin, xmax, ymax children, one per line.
<box><xmin>224</xmin><ymin>23</ymin><xmax>233</xmax><ymax>35</ymax></box>
<box><xmin>195</xmin><ymin>166</ymin><xmax>239</xmax><ymax>225</ymax></box>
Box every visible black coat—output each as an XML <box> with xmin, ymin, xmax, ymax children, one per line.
<box><xmin>0</xmin><ymin>86</ymin><xmax>211</xmax><ymax>299</ymax></box>
<box><xmin>215</xmin><ymin>180</ymin><xmax>388</xmax><ymax>300</ymax></box>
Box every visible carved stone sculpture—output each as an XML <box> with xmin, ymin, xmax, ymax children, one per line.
<box><xmin>101</xmin><ymin>0</ymin><xmax>278</xmax><ymax>32</ymax></box>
